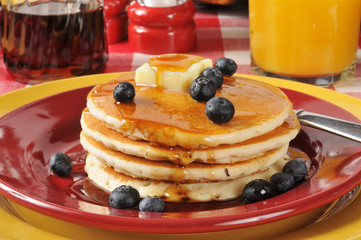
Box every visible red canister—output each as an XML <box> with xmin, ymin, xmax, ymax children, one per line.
<box><xmin>104</xmin><ymin>0</ymin><xmax>128</xmax><ymax>43</ymax></box>
<box><xmin>127</xmin><ymin>0</ymin><xmax>196</xmax><ymax>54</ymax></box>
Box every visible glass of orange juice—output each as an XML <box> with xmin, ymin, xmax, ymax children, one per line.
<box><xmin>249</xmin><ymin>0</ymin><xmax>361</xmax><ymax>86</ymax></box>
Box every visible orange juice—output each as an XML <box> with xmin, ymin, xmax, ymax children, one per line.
<box><xmin>249</xmin><ymin>0</ymin><xmax>361</xmax><ymax>79</ymax></box>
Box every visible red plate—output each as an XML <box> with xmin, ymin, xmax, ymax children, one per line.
<box><xmin>0</xmin><ymin>86</ymin><xmax>360</xmax><ymax>234</ymax></box>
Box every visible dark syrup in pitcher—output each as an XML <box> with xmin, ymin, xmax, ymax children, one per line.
<box><xmin>2</xmin><ymin>2</ymin><xmax>108</xmax><ymax>84</ymax></box>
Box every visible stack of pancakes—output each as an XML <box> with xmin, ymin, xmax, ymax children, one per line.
<box><xmin>80</xmin><ymin>72</ymin><xmax>300</xmax><ymax>202</ymax></box>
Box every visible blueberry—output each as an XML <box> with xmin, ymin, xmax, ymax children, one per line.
<box><xmin>189</xmin><ymin>76</ymin><xmax>216</xmax><ymax>102</ymax></box>
<box><xmin>282</xmin><ymin>159</ymin><xmax>308</xmax><ymax>184</ymax></box>
<box><xmin>205</xmin><ymin>97</ymin><xmax>235</xmax><ymax>124</ymax></box>
<box><xmin>139</xmin><ymin>196</ymin><xmax>165</xmax><ymax>212</ymax></box>
<box><xmin>270</xmin><ymin>172</ymin><xmax>296</xmax><ymax>193</ymax></box>
<box><xmin>201</xmin><ymin>67</ymin><xmax>224</xmax><ymax>88</ymax></box>
<box><xmin>215</xmin><ymin>57</ymin><xmax>237</xmax><ymax>77</ymax></box>
<box><xmin>109</xmin><ymin>185</ymin><xmax>140</xmax><ymax>209</ymax></box>
<box><xmin>242</xmin><ymin>179</ymin><xmax>275</xmax><ymax>204</ymax></box>
<box><xmin>49</xmin><ymin>152</ymin><xmax>73</xmax><ymax>177</ymax></box>
<box><xmin>113</xmin><ymin>82</ymin><xmax>135</xmax><ymax>103</ymax></box>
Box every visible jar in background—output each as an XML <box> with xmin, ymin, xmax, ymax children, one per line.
<box><xmin>2</xmin><ymin>0</ymin><xmax>109</xmax><ymax>84</ymax></box>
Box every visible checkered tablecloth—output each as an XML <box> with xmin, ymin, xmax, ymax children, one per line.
<box><xmin>1</xmin><ymin>3</ymin><xmax>361</xmax><ymax>99</ymax></box>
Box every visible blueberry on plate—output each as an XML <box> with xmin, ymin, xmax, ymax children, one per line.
<box><xmin>139</xmin><ymin>196</ymin><xmax>165</xmax><ymax>212</ymax></box>
<box><xmin>49</xmin><ymin>152</ymin><xmax>73</xmax><ymax>177</ymax></box>
<box><xmin>109</xmin><ymin>185</ymin><xmax>140</xmax><ymax>209</ymax></box>
<box><xmin>282</xmin><ymin>159</ymin><xmax>308</xmax><ymax>184</ymax></box>
<box><xmin>205</xmin><ymin>97</ymin><xmax>235</xmax><ymax>124</ymax></box>
<box><xmin>242</xmin><ymin>179</ymin><xmax>275</xmax><ymax>204</ymax></box>
<box><xmin>270</xmin><ymin>172</ymin><xmax>296</xmax><ymax>193</ymax></box>
<box><xmin>201</xmin><ymin>67</ymin><xmax>224</xmax><ymax>88</ymax></box>
<box><xmin>215</xmin><ymin>57</ymin><xmax>237</xmax><ymax>77</ymax></box>
<box><xmin>189</xmin><ymin>76</ymin><xmax>217</xmax><ymax>102</ymax></box>
<box><xmin>113</xmin><ymin>82</ymin><xmax>135</xmax><ymax>103</ymax></box>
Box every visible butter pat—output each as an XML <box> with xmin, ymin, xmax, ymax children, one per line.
<box><xmin>135</xmin><ymin>54</ymin><xmax>213</xmax><ymax>91</ymax></box>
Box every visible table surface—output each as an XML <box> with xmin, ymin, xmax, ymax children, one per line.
<box><xmin>1</xmin><ymin>2</ymin><xmax>361</xmax><ymax>99</ymax></box>
<box><xmin>1</xmin><ymin>2</ymin><xmax>361</xmax><ymax>240</ymax></box>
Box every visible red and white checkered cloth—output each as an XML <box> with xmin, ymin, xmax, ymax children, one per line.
<box><xmin>1</xmin><ymin>4</ymin><xmax>361</xmax><ymax>99</ymax></box>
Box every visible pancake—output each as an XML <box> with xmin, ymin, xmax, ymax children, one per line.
<box><xmin>86</xmin><ymin>72</ymin><xmax>293</xmax><ymax>148</ymax></box>
<box><xmin>80</xmin><ymin>131</ymin><xmax>289</xmax><ymax>182</ymax></box>
<box><xmin>81</xmin><ymin>54</ymin><xmax>301</xmax><ymax>203</ymax></box>
<box><xmin>81</xmin><ymin>108</ymin><xmax>300</xmax><ymax>165</ymax></box>
<box><xmin>85</xmin><ymin>154</ymin><xmax>287</xmax><ymax>202</ymax></box>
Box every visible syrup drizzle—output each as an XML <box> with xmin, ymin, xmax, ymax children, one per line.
<box><xmin>90</xmin><ymin>73</ymin><xmax>292</xmax><ymax>136</ymax></box>
<box><xmin>148</xmin><ymin>54</ymin><xmax>204</xmax><ymax>72</ymax></box>
<box><xmin>148</xmin><ymin>54</ymin><xmax>204</xmax><ymax>91</ymax></box>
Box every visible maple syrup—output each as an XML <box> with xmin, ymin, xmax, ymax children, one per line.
<box><xmin>90</xmin><ymin>73</ymin><xmax>291</xmax><ymax>135</ymax></box>
<box><xmin>148</xmin><ymin>54</ymin><xmax>204</xmax><ymax>72</ymax></box>
<box><xmin>2</xmin><ymin>2</ymin><xmax>108</xmax><ymax>84</ymax></box>
<box><xmin>148</xmin><ymin>54</ymin><xmax>205</xmax><ymax>87</ymax></box>
<box><xmin>82</xmin><ymin>107</ymin><xmax>299</xmax><ymax>166</ymax></box>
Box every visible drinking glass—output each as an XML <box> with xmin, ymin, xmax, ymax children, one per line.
<box><xmin>249</xmin><ymin>0</ymin><xmax>361</xmax><ymax>86</ymax></box>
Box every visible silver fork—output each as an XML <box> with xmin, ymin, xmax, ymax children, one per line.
<box><xmin>294</xmin><ymin>109</ymin><xmax>361</xmax><ymax>143</ymax></box>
